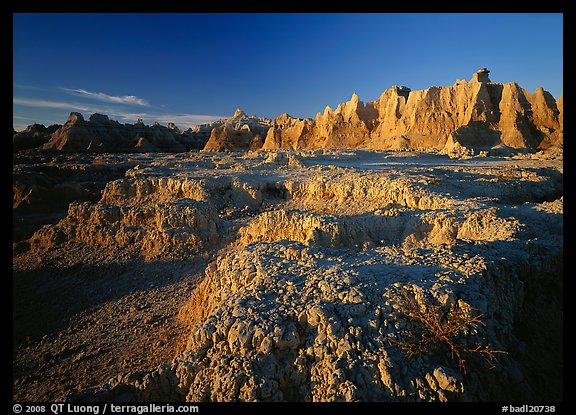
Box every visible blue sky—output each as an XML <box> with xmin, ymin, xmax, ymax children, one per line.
<box><xmin>13</xmin><ymin>13</ymin><xmax>563</xmax><ymax>131</ymax></box>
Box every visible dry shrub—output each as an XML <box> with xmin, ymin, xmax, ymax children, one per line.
<box><xmin>389</xmin><ymin>285</ymin><xmax>506</xmax><ymax>373</ymax></box>
<box><xmin>495</xmin><ymin>165</ymin><xmax>521</xmax><ymax>181</ymax></box>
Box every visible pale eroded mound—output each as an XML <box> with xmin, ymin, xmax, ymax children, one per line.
<box><xmin>17</xmin><ymin>151</ymin><xmax>562</xmax><ymax>402</ymax></box>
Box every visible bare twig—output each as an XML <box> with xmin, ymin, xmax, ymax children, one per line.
<box><xmin>388</xmin><ymin>286</ymin><xmax>507</xmax><ymax>374</ymax></box>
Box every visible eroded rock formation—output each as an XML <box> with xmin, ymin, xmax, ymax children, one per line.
<box><xmin>203</xmin><ymin>126</ymin><xmax>264</xmax><ymax>152</ymax></box>
<box><xmin>15</xmin><ymin>150</ymin><xmax>563</xmax><ymax>402</ymax></box>
<box><xmin>13</xmin><ymin>123</ymin><xmax>61</xmax><ymax>151</ymax></box>
<box><xmin>15</xmin><ymin>108</ymin><xmax>276</xmax><ymax>154</ymax></box>
<box><xmin>12</xmin><ymin>154</ymin><xmax>136</xmax><ymax>243</ymax></box>
<box><xmin>15</xmin><ymin>69</ymin><xmax>561</xmax><ymax>156</ymax></box>
<box><xmin>263</xmin><ymin>69</ymin><xmax>562</xmax><ymax>154</ymax></box>
<box><xmin>201</xmin><ymin>108</ymin><xmax>274</xmax><ymax>152</ymax></box>
<box><xmin>42</xmin><ymin>113</ymin><xmax>206</xmax><ymax>153</ymax></box>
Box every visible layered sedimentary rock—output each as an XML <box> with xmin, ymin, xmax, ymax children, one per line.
<box><xmin>42</xmin><ymin>113</ymin><xmax>207</xmax><ymax>153</ymax></box>
<box><xmin>263</xmin><ymin>69</ymin><xmax>562</xmax><ymax>154</ymax></box>
<box><xmin>17</xmin><ymin>150</ymin><xmax>562</xmax><ymax>402</ymax></box>
<box><xmin>203</xmin><ymin>126</ymin><xmax>264</xmax><ymax>152</ymax></box>
<box><xmin>19</xmin><ymin>108</ymin><xmax>275</xmax><ymax>154</ymax></box>
<box><xmin>201</xmin><ymin>109</ymin><xmax>274</xmax><ymax>151</ymax></box>
<box><xmin>262</xmin><ymin>113</ymin><xmax>314</xmax><ymax>150</ymax></box>
<box><xmin>13</xmin><ymin>123</ymin><xmax>61</xmax><ymax>151</ymax></box>
<box><xmin>192</xmin><ymin>108</ymin><xmax>272</xmax><ymax>138</ymax></box>
<box><xmin>15</xmin><ymin>69</ymin><xmax>561</xmax><ymax>155</ymax></box>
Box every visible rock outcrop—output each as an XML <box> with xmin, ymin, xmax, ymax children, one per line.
<box><xmin>203</xmin><ymin>126</ymin><xmax>264</xmax><ymax>152</ymax></box>
<box><xmin>262</xmin><ymin>69</ymin><xmax>562</xmax><ymax>154</ymax></box>
<box><xmin>15</xmin><ymin>70</ymin><xmax>561</xmax><ymax>156</ymax></box>
<box><xmin>192</xmin><ymin>108</ymin><xmax>272</xmax><ymax>139</ymax></box>
<box><xmin>18</xmin><ymin>150</ymin><xmax>562</xmax><ymax>402</ymax></box>
<box><xmin>13</xmin><ymin>123</ymin><xmax>61</xmax><ymax>151</ymax></box>
<box><xmin>15</xmin><ymin>109</ymin><xmax>276</xmax><ymax>154</ymax></box>
<box><xmin>12</xmin><ymin>153</ymin><xmax>137</xmax><ymax>243</ymax></box>
<box><xmin>200</xmin><ymin>108</ymin><xmax>273</xmax><ymax>152</ymax></box>
<box><xmin>42</xmin><ymin>113</ymin><xmax>206</xmax><ymax>153</ymax></box>
<box><xmin>262</xmin><ymin>114</ymin><xmax>314</xmax><ymax>150</ymax></box>
<box><xmin>30</xmin><ymin>198</ymin><xmax>225</xmax><ymax>260</ymax></box>
<box><xmin>165</xmin><ymin>154</ymin><xmax>561</xmax><ymax>402</ymax></box>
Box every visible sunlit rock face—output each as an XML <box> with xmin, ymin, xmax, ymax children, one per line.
<box><xmin>197</xmin><ymin>108</ymin><xmax>274</xmax><ymax>152</ymax></box>
<box><xmin>262</xmin><ymin>69</ymin><xmax>562</xmax><ymax>154</ymax></box>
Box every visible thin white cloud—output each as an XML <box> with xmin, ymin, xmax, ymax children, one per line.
<box><xmin>13</xmin><ymin>83</ymin><xmax>46</xmax><ymax>91</ymax></box>
<box><xmin>13</xmin><ymin>96</ymin><xmax>225</xmax><ymax>130</ymax></box>
<box><xmin>13</xmin><ymin>115</ymin><xmax>61</xmax><ymax>129</ymax></box>
<box><xmin>112</xmin><ymin>112</ymin><xmax>225</xmax><ymax>129</ymax></box>
<box><xmin>13</xmin><ymin>97</ymin><xmax>104</xmax><ymax>112</ymax></box>
<box><xmin>158</xmin><ymin>114</ymin><xmax>225</xmax><ymax>128</ymax></box>
<box><xmin>61</xmin><ymin>88</ymin><xmax>150</xmax><ymax>106</ymax></box>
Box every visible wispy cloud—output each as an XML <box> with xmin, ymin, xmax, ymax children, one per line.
<box><xmin>61</xmin><ymin>88</ymin><xmax>150</xmax><ymax>106</ymax></box>
<box><xmin>13</xmin><ymin>96</ymin><xmax>225</xmax><ymax>130</ymax></box>
<box><xmin>13</xmin><ymin>115</ymin><xmax>62</xmax><ymax>131</ymax></box>
<box><xmin>13</xmin><ymin>83</ymin><xmax>46</xmax><ymax>91</ymax></box>
<box><xmin>13</xmin><ymin>97</ymin><xmax>104</xmax><ymax>112</ymax></box>
<box><xmin>112</xmin><ymin>112</ymin><xmax>225</xmax><ymax>129</ymax></box>
<box><xmin>157</xmin><ymin>113</ymin><xmax>225</xmax><ymax>128</ymax></box>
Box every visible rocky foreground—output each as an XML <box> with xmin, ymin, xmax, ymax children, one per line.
<box><xmin>13</xmin><ymin>149</ymin><xmax>562</xmax><ymax>402</ymax></box>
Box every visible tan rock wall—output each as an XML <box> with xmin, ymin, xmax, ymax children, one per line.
<box><xmin>262</xmin><ymin>77</ymin><xmax>562</xmax><ymax>152</ymax></box>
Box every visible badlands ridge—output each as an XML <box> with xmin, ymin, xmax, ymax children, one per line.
<box><xmin>12</xmin><ymin>69</ymin><xmax>563</xmax><ymax>403</ymax></box>
<box><xmin>14</xmin><ymin>68</ymin><xmax>562</xmax><ymax>156</ymax></box>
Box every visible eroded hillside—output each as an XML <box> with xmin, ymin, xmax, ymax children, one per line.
<box><xmin>13</xmin><ymin>150</ymin><xmax>562</xmax><ymax>402</ymax></box>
